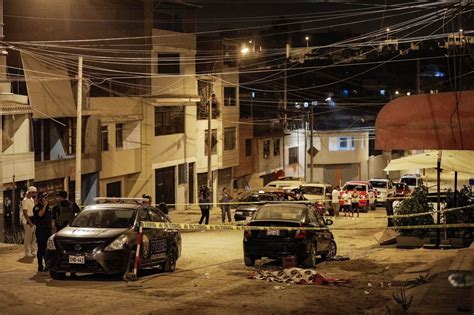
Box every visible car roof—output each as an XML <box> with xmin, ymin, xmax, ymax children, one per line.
<box><xmin>369</xmin><ymin>178</ymin><xmax>390</xmax><ymax>182</ymax></box>
<box><xmin>84</xmin><ymin>203</ymin><xmax>142</xmax><ymax>211</ymax></box>
<box><xmin>301</xmin><ymin>183</ymin><xmax>330</xmax><ymax>187</ymax></box>
<box><xmin>345</xmin><ymin>181</ymin><xmax>369</xmax><ymax>185</ymax></box>
<box><xmin>259</xmin><ymin>203</ymin><xmax>308</xmax><ymax>210</ymax></box>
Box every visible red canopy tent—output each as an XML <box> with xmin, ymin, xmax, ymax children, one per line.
<box><xmin>376</xmin><ymin>91</ymin><xmax>474</xmax><ymax>150</ymax></box>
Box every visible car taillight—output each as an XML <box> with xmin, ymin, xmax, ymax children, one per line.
<box><xmin>244</xmin><ymin>226</ymin><xmax>251</xmax><ymax>238</ymax></box>
<box><xmin>295</xmin><ymin>230</ymin><xmax>306</xmax><ymax>239</ymax></box>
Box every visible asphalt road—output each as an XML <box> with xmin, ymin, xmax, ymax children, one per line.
<box><xmin>0</xmin><ymin>209</ymin><xmax>461</xmax><ymax>314</ymax></box>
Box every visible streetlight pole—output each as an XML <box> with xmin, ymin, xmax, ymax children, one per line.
<box><xmin>75</xmin><ymin>56</ymin><xmax>83</xmax><ymax>206</ymax></box>
<box><xmin>207</xmin><ymin>83</ymin><xmax>213</xmax><ymax>199</ymax></box>
<box><xmin>309</xmin><ymin>105</ymin><xmax>314</xmax><ymax>183</ymax></box>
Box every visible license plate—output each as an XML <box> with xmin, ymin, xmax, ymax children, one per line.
<box><xmin>69</xmin><ymin>255</ymin><xmax>85</xmax><ymax>264</ymax></box>
<box><xmin>267</xmin><ymin>229</ymin><xmax>280</xmax><ymax>236</ymax></box>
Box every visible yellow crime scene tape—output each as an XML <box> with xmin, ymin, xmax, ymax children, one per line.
<box><xmin>141</xmin><ymin>221</ymin><xmax>474</xmax><ymax>231</ymax></box>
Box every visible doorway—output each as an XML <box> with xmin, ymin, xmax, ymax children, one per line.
<box><xmin>155</xmin><ymin>166</ymin><xmax>176</xmax><ymax>206</ymax></box>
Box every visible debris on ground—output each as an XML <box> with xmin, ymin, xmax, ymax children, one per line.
<box><xmin>248</xmin><ymin>267</ymin><xmax>350</xmax><ymax>285</ymax></box>
<box><xmin>328</xmin><ymin>255</ymin><xmax>350</xmax><ymax>261</ymax></box>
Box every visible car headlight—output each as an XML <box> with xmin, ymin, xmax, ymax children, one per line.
<box><xmin>104</xmin><ymin>235</ymin><xmax>128</xmax><ymax>251</ymax></box>
<box><xmin>47</xmin><ymin>235</ymin><xmax>56</xmax><ymax>250</ymax></box>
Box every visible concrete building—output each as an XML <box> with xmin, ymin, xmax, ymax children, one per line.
<box><xmin>196</xmin><ymin>38</ymin><xmax>240</xmax><ymax>203</ymax></box>
<box><xmin>284</xmin><ymin>129</ymin><xmax>370</xmax><ymax>186</ymax></box>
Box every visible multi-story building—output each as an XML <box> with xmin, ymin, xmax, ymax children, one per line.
<box><xmin>284</xmin><ymin>129</ymin><xmax>370</xmax><ymax>186</ymax></box>
<box><xmin>196</xmin><ymin>38</ymin><xmax>240</xmax><ymax>203</ymax></box>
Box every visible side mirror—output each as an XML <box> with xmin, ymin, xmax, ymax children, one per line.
<box><xmin>325</xmin><ymin>219</ymin><xmax>333</xmax><ymax>226</ymax></box>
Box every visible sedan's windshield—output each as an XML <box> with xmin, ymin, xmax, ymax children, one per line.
<box><xmin>302</xmin><ymin>186</ymin><xmax>324</xmax><ymax>195</ymax></box>
<box><xmin>344</xmin><ymin>184</ymin><xmax>367</xmax><ymax>192</ymax></box>
<box><xmin>239</xmin><ymin>192</ymin><xmax>278</xmax><ymax>202</ymax></box>
<box><xmin>254</xmin><ymin>206</ymin><xmax>304</xmax><ymax>221</ymax></box>
<box><xmin>70</xmin><ymin>208</ymin><xmax>136</xmax><ymax>228</ymax></box>
<box><xmin>370</xmin><ymin>181</ymin><xmax>388</xmax><ymax>189</ymax></box>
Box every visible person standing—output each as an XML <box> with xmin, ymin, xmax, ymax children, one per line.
<box><xmin>220</xmin><ymin>187</ymin><xmax>232</xmax><ymax>223</ymax></box>
<box><xmin>198</xmin><ymin>186</ymin><xmax>211</xmax><ymax>225</ymax></box>
<box><xmin>52</xmin><ymin>190</ymin><xmax>80</xmax><ymax>232</ymax></box>
<box><xmin>331</xmin><ymin>186</ymin><xmax>341</xmax><ymax>217</ymax></box>
<box><xmin>351</xmin><ymin>190</ymin><xmax>360</xmax><ymax>218</ymax></box>
<box><xmin>22</xmin><ymin>186</ymin><xmax>38</xmax><ymax>257</ymax></box>
<box><xmin>341</xmin><ymin>190</ymin><xmax>352</xmax><ymax>217</ymax></box>
<box><xmin>33</xmin><ymin>192</ymin><xmax>52</xmax><ymax>272</ymax></box>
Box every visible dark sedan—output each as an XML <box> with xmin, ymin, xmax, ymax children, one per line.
<box><xmin>46</xmin><ymin>203</ymin><xmax>181</xmax><ymax>279</ymax></box>
<box><xmin>233</xmin><ymin>190</ymin><xmax>282</xmax><ymax>221</ymax></box>
<box><xmin>243</xmin><ymin>204</ymin><xmax>336</xmax><ymax>268</ymax></box>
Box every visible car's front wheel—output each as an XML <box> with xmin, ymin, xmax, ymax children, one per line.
<box><xmin>302</xmin><ymin>241</ymin><xmax>317</xmax><ymax>268</ymax></box>
<box><xmin>321</xmin><ymin>240</ymin><xmax>337</xmax><ymax>260</ymax></box>
<box><xmin>244</xmin><ymin>255</ymin><xmax>255</xmax><ymax>266</ymax></box>
<box><xmin>49</xmin><ymin>271</ymin><xmax>66</xmax><ymax>280</ymax></box>
<box><xmin>162</xmin><ymin>245</ymin><xmax>178</xmax><ymax>272</ymax></box>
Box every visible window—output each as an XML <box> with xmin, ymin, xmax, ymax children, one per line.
<box><xmin>106</xmin><ymin>181</ymin><xmax>121</xmax><ymax>197</ymax></box>
<box><xmin>101</xmin><ymin>125</ymin><xmax>109</xmax><ymax>151</ymax></box>
<box><xmin>205</xmin><ymin>129</ymin><xmax>218</xmax><ymax>155</ymax></box>
<box><xmin>329</xmin><ymin>136</ymin><xmax>355</xmax><ymax>151</ymax></box>
<box><xmin>263</xmin><ymin>140</ymin><xmax>270</xmax><ymax>159</ymax></box>
<box><xmin>289</xmin><ymin>147</ymin><xmax>298</xmax><ymax>164</ymax></box>
<box><xmin>273</xmin><ymin>139</ymin><xmax>280</xmax><ymax>156</ymax></box>
<box><xmin>155</xmin><ymin>106</ymin><xmax>185</xmax><ymax>136</ymax></box>
<box><xmin>157</xmin><ymin>53</ymin><xmax>180</xmax><ymax>74</ymax></box>
<box><xmin>245</xmin><ymin>139</ymin><xmax>252</xmax><ymax>156</ymax></box>
<box><xmin>224</xmin><ymin>127</ymin><xmax>236</xmax><ymax>151</ymax></box>
<box><xmin>148</xmin><ymin>209</ymin><xmax>165</xmax><ymax>223</ymax></box>
<box><xmin>178</xmin><ymin>163</ymin><xmax>187</xmax><ymax>185</ymax></box>
<box><xmin>224</xmin><ymin>87</ymin><xmax>237</xmax><ymax>106</ymax></box>
<box><xmin>116</xmin><ymin>123</ymin><xmax>123</xmax><ymax>149</ymax></box>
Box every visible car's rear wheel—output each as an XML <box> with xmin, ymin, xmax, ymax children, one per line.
<box><xmin>302</xmin><ymin>241</ymin><xmax>317</xmax><ymax>268</ymax></box>
<box><xmin>49</xmin><ymin>271</ymin><xmax>66</xmax><ymax>280</ymax></box>
<box><xmin>244</xmin><ymin>255</ymin><xmax>255</xmax><ymax>266</ymax></box>
<box><xmin>162</xmin><ymin>245</ymin><xmax>178</xmax><ymax>272</ymax></box>
<box><xmin>321</xmin><ymin>240</ymin><xmax>337</xmax><ymax>260</ymax></box>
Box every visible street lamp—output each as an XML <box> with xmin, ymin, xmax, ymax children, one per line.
<box><xmin>305</xmin><ymin>36</ymin><xmax>309</xmax><ymax>50</ymax></box>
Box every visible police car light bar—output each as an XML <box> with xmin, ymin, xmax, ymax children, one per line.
<box><xmin>94</xmin><ymin>197</ymin><xmax>149</xmax><ymax>204</ymax></box>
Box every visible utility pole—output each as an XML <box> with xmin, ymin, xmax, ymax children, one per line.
<box><xmin>309</xmin><ymin>105</ymin><xmax>314</xmax><ymax>183</ymax></box>
<box><xmin>75</xmin><ymin>56</ymin><xmax>83</xmax><ymax>206</ymax></box>
<box><xmin>207</xmin><ymin>83</ymin><xmax>212</xmax><ymax>201</ymax></box>
<box><xmin>282</xmin><ymin>44</ymin><xmax>289</xmax><ymax>176</ymax></box>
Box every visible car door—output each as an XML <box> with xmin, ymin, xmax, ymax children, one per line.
<box><xmin>147</xmin><ymin>208</ymin><xmax>169</xmax><ymax>263</ymax></box>
<box><xmin>137</xmin><ymin>208</ymin><xmax>156</xmax><ymax>265</ymax></box>
<box><xmin>313</xmin><ymin>211</ymin><xmax>331</xmax><ymax>251</ymax></box>
<box><xmin>306</xmin><ymin>209</ymin><xmax>325</xmax><ymax>252</ymax></box>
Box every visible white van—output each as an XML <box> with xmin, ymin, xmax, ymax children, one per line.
<box><xmin>301</xmin><ymin>183</ymin><xmax>332</xmax><ymax>209</ymax></box>
<box><xmin>400</xmin><ymin>174</ymin><xmax>424</xmax><ymax>192</ymax></box>
<box><xmin>369</xmin><ymin>178</ymin><xmax>395</xmax><ymax>205</ymax></box>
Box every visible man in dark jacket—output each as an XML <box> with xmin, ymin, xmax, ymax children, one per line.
<box><xmin>52</xmin><ymin>190</ymin><xmax>81</xmax><ymax>231</ymax></box>
<box><xmin>34</xmin><ymin>192</ymin><xmax>52</xmax><ymax>272</ymax></box>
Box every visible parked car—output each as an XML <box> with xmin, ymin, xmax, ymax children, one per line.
<box><xmin>300</xmin><ymin>183</ymin><xmax>332</xmax><ymax>209</ymax></box>
<box><xmin>369</xmin><ymin>178</ymin><xmax>395</xmax><ymax>206</ymax></box>
<box><xmin>46</xmin><ymin>202</ymin><xmax>181</xmax><ymax>279</ymax></box>
<box><xmin>394</xmin><ymin>182</ymin><xmax>411</xmax><ymax>198</ymax></box>
<box><xmin>233</xmin><ymin>190</ymin><xmax>282</xmax><ymax>222</ymax></box>
<box><xmin>243</xmin><ymin>203</ymin><xmax>337</xmax><ymax>268</ymax></box>
<box><xmin>400</xmin><ymin>174</ymin><xmax>424</xmax><ymax>192</ymax></box>
<box><xmin>264</xmin><ymin>180</ymin><xmax>305</xmax><ymax>192</ymax></box>
<box><xmin>342</xmin><ymin>181</ymin><xmax>377</xmax><ymax>211</ymax></box>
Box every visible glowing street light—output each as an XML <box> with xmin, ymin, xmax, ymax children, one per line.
<box><xmin>241</xmin><ymin>46</ymin><xmax>250</xmax><ymax>55</ymax></box>
<box><xmin>305</xmin><ymin>36</ymin><xmax>310</xmax><ymax>49</ymax></box>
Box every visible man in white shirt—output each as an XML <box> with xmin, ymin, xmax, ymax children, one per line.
<box><xmin>342</xmin><ymin>190</ymin><xmax>352</xmax><ymax>217</ymax></box>
<box><xmin>22</xmin><ymin>186</ymin><xmax>38</xmax><ymax>257</ymax></box>
<box><xmin>331</xmin><ymin>186</ymin><xmax>341</xmax><ymax>217</ymax></box>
